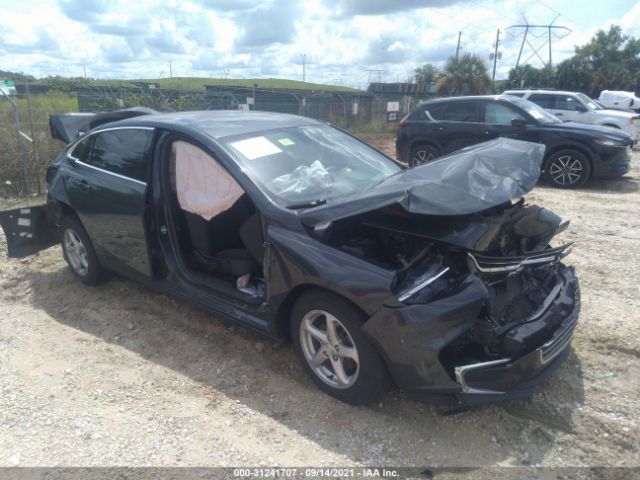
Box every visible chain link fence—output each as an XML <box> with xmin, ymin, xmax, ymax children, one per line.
<box><xmin>1</xmin><ymin>84</ymin><xmax>423</xmax><ymax>201</ymax></box>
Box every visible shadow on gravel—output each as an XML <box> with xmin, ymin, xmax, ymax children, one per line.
<box><xmin>25</xmin><ymin>265</ymin><xmax>585</xmax><ymax>467</ymax></box>
<box><xmin>586</xmin><ymin>176</ymin><xmax>639</xmax><ymax>194</ymax></box>
<box><xmin>533</xmin><ymin>176</ymin><xmax>639</xmax><ymax>195</ymax></box>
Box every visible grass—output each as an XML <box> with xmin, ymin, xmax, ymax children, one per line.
<box><xmin>0</xmin><ymin>94</ymin><xmax>77</xmax><ymax>196</ymax></box>
<box><xmin>91</xmin><ymin>77</ymin><xmax>362</xmax><ymax>93</ymax></box>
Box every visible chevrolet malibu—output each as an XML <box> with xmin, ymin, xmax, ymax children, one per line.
<box><xmin>0</xmin><ymin>109</ymin><xmax>580</xmax><ymax>405</ymax></box>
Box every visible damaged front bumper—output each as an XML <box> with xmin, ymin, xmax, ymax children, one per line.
<box><xmin>362</xmin><ymin>265</ymin><xmax>580</xmax><ymax>405</ymax></box>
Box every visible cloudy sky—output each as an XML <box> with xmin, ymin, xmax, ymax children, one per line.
<box><xmin>1</xmin><ymin>0</ymin><xmax>639</xmax><ymax>89</ymax></box>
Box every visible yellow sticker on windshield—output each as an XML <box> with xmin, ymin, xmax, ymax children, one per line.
<box><xmin>278</xmin><ymin>138</ymin><xmax>295</xmax><ymax>146</ymax></box>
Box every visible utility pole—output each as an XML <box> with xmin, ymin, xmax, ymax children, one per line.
<box><xmin>169</xmin><ymin>59</ymin><xmax>173</xmax><ymax>78</ymax></box>
<box><xmin>301</xmin><ymin>54</ymin><xmax>306</xmax><ymax>82</ymax></box>
<box><xmin>492</xmin><ymin>29</ymin><xmax>500</xmax><ymax>92</ymax></box>
<box><xmin>25</xmin><ymin>79</ymin><xmax>40</xmax><ymax>194</ymax></box>
<box><xmin>455</xmin><ymin>31</ymin><xmax>462</xmax><ymax>59</ymax></box>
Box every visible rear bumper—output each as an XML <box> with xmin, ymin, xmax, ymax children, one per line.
<box><xmin>363</xmin><ymin>266</ymin><xmax>580</xmax><ymax>404</ymax></box>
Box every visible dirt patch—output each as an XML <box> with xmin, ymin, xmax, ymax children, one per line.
<box><xmin>0</xmin><ymin>140</ymin><xmax>638</xmax><ymax>470</ymax></box>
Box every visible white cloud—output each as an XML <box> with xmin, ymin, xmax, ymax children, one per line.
<box><xmin>0</xmin><ymin>0</ymin><xmax>635</xmax><ymax>86</ymax></box>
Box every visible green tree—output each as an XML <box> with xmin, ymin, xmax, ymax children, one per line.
<box><xmin>505</xmin><ymin>64</ymin><xmax>555</xmax><ymax>90</ymax></box>
<box><xmin>555</xmin><ymin>56</ymin><xmax>593</xmax><ymax>93</ymax></box>
<box><xmin>413</xmin><ymin>64</ymin><xmax>439</xmax><ymax>84</ymax></box>
<box><xmin>569</xmin><ymin>25</ymin><xmax>639</xmax><ymax>96</ymax></box>
<box><xmin>435</xmin><ymin>53</ymin><xmax>491</xmax><ymax>95</ymax></box>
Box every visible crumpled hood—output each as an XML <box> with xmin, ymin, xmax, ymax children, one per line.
<box><xmin>299</xmin><ymin>138</ymin><xmax>545</xmax><ymax>228</ymax></box>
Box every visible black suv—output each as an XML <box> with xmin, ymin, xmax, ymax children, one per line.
<box><xmin>396</xmin><ymin>95</ymin><xmax>634</xmax><ymax>188</ymax></box>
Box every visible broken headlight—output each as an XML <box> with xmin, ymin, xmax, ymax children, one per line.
<box><xmin>395</xmin><ymin>262</ymin><xmax>452</xmax><ymax>305</ymax></box>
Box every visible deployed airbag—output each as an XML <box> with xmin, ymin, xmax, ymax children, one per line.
<box><xmin>299</xmin><ymin>138</ymin><xmax>545</xmax><ymax>227</ymax></box>
<box><xmin>174</xmin><ymin>141</ymin><xmax>244</xmax><ymax>221</ymax></box>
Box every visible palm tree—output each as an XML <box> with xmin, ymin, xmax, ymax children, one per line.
<box><xmin>435</xmin><ymin>53</ymin><xmax>491</xmax><ymax>95</ymax></box>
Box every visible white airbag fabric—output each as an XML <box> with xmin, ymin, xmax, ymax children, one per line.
<box><xmin>173</xmin><ymin>141</ymin><xmax>244</xmax><ymax>221</ymax></box>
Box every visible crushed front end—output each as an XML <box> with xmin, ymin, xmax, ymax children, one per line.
<box><xmin>329</xmin><ymin>200</ymin><xmax>581</xmax><ymax>404</ymax></box>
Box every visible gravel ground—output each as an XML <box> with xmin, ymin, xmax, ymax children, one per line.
<box><xmin>0</xmin><ymin>140</ymin><xmax>638</xmax><ymax>476</ymax></box>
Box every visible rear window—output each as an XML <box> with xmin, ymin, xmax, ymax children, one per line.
<box><xmin>504</xmin><ymin>92</ymin><xmax>526</xmax><ymax>97</ymax></box>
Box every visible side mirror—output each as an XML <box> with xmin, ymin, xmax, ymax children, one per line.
<box><xmin>511</xmin><ymin>118</ymin><xmax>527</xmax><ymax>127</ymax></box>
<box><xmin>576</xmin><ymin>104</ymin><xmax>587</xmax><ymax>113</ymax></box>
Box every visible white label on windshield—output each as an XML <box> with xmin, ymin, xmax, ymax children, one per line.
<box><xmin>230</xmin><ymin>136</ymin><xmax>282</xmax><ymax>160</ymax></box>
<box><xmin>529</xmin><ymin>110</ymin><xmax>544</xmax><ymax>119</ymax></box>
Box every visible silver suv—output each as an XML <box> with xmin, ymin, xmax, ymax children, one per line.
<box><xmin>503</xmin><ymin>89</ymin><xmax>640</xmax><ymax>143</ymax></box>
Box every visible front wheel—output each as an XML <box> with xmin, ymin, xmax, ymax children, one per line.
<box><xmin>60</xmin><ymin>216</ymin><xmax>106</xmax><ymax>285</ymax></box>
<box><xmin>408</xmin><ymin>144</ymin><xmax>439</xmax><ymax>167</ymax></box>
<box><xmin>291</xmin><ymin>291</ymin><xmax>390</xmax><ymax>405</ymax></box>
<box><xmin>543</xmin><ymin>150</ymin><xmax>592</xmax><ymax>189</ymax></box>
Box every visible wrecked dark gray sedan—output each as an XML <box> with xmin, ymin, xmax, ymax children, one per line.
<box><xmin>0</xmin><ymin>110</ymin><xmax>580</xmax><ymax>405</ymax></box>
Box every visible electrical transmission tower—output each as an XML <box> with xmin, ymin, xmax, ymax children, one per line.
<box><xmin>506</xmin><ymin>14</ymin><xmax>571</xmax><ymax>67</ymax></box>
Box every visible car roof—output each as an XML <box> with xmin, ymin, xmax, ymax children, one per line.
<box><xmin>420</xmin><ymin>95</ymin><xmax>518</xmax><ymax>106</ymax></box>
<box><xmin>99</xmin><ymin>110</ymin><xmax>323</xmax><ymax>139</ymax></box>
<box><xmin>503</xmin><ymin>89</ymin><xmax>579</xmax><ymax>96</ymax></box>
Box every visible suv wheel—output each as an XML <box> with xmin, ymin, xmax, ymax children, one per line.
<box><xmin>544</xmin><ymin>150</ymin><xmax>591</xmax><ymax>189</ymax></box>
<box><xmin>409</xmin><ymin>145</ymin><xmax>439</xmax><ymax>167</ymax></box>
<box><xmin>61</xmin><ymin>216</ymin><xmax>106</xmax><ymax>285</ymax></box>
<box><xmin>291</xmin><ymin>290</ymin><xmax>390</xmax><ymax>405</ymax></box>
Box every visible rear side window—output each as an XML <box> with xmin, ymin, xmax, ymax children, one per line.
<box><xmin>87</xmin><ymin>129</ymin><xmax>154</xmax><ymax>182</ymax></box>
<box><xmin>438</xmin><ymin>102</ymin><xmax>480</xmax><ymax>122</ymax></box>
<box><xmin>528</xmin><ymin>94</ymin><xmax>554</xmax><ymax>109</ymax></box>
<box><xmin>69</xmin><ymin>138</ymin><xmax>90</xmax><ymax>161</ymax></box>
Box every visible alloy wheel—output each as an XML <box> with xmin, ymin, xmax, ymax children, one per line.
<box><xmin>299</xmin><ymin>309</ymin><xmax>360</xmax><ymax>389</ymax></box>
<box><xmin>548</xmin><ymin>155</ymin><xmax>583</xmax><ymax>186</ymax></box>
<box><xmin>412</xmin><ymin>149</ymin><xmax>435</xmax><ymax>166</ymax></box>
<box><xmin>64</xmin><ymin>228</ymin><xmax>89</xmax><ymax>276</ymax></box>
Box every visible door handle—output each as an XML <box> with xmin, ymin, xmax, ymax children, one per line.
<box><xmin>555</xmin><ymin>112</ymin><xmax>564</xmax><ymax>116</ymax></box>
<box><xmin>77</xmin><ymin>179</ymin><xmax>92</xmax><ymax>191</ymax></box>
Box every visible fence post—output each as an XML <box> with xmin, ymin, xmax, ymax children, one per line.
<box><xmin>1</xmin><ymin>88</ymin><xmax>30</xmax><ymax>195</ymax></box>
<box><xmin>25</xmin><ymin>79</ymin><xmax>41</xmax><ymax>195</ymax></box>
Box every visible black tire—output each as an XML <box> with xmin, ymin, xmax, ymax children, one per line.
<box><xmin>60</xmin><ymin>216</ymin><xmax>106</xmax><ymax>285</ymax></box>
<box><xmin>291</xmin><ymin>290</ymin><xmax>390</xmax><ymax>405</ymax></box>
<box><xmin>543</xmin><ymin>149</ymin><xmax>592</xmax><ymax>189</ymax></box>
<box><xmin>408</xmin><ymin>144</ymin><xmax>439</xmax><ymax>167</ymax></box>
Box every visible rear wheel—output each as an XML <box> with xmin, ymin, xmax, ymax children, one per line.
<box><xmin>60</xmin><ymin>216</ymin><xmax>106</xmax><ymax>285</ymax></box>
<box><xmin>291</xmin><ymin>291</ymin><xmax>390</xmax><ymax>405</ymax></box>
<box><xmin>543</xmin><ymin>149</ymin><xmax>591</xmax><ymax>189</ymax></box>
<box><xmin>408</xmin><ymin>144</ymin><xmax>439</xmax><ymax>167</ymax></box>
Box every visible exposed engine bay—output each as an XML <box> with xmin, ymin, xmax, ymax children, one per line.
<box><xmin>311</xmin><ymin>199</ymin><xmax>577</xmax><ymax>366</ymax></box>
